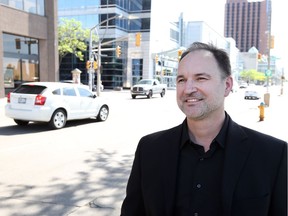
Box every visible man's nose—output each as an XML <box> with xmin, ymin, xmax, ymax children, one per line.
<box><xmin>184</xmin><ymin>80</ymin><xmax>197</xmax><ymax>93</ymax></box>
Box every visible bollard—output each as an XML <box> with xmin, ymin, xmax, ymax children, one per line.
<box><xmin>258</xmin><ymin>102</ymin><xmax>265</xmax><ymax>121</ymax></box>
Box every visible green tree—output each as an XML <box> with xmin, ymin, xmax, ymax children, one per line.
<box><xmin>58</xmin><ymin>18</ymin><xmax>90</xmax><ymax>65</ymax></box>
<box><xmin>240</xmin><ymin>69</ymin><xmax>266</xmax><ymax>83</ymax></box>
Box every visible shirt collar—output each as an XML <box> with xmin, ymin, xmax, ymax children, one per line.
<box><xmin>180</xmin><ymin>112</ymin><xmax>229</xmax><ymax>149</ymax></box>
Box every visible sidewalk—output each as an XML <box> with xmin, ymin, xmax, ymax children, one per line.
<box><xmin>234</xmin><ymin>89</ymin><xmax>288</xmax><ymax>142</ymax></box>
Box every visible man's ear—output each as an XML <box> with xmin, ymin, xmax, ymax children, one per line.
<box><xmin>225</xmin><ymin>76</ymin><xmax>233</xmax><ymax>96</ymax></box>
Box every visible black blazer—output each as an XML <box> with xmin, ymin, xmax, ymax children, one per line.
<box><xmin>121</xmin><ymin>115</ymin><xmax>287</xmax><ymax>216</ymax></box>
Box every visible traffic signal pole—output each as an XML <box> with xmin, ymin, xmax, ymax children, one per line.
<box><xmin>89</xmin><ymin>16</ymin><xmax>141</xmax><ymax>96</ymax></box>
<box><xmin>88</xmin><ymin>30</ymin><xmax>94</xmax><ymax>91</ymax></box>
<box><xmin>89</xmin><ymin>14</ymin><xmax>123</xmax><ymax>96</ymax></box>
<box><xmin>96</xmin><ymin>40</ymin><xmax>101</xmax><ymax>96</ymax></box>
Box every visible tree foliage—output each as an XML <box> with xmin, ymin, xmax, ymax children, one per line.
<box><xmin>58</xmin><ymin>18</ymin><xmax>90</xmax><ymax>64</ymax></box>
<box><xmin>240</xmin><ymin>69</ymin><xmax>266</xmax><ymax>82</ymax></box>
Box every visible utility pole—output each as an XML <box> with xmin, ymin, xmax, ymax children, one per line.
<box><xmin>88</xmin><ymin>14</ymin><xmax>122</xmax><ymax>96</ymax></box>
<box><xmin>280</xmin><ymin>68</ymin><xmax>285</xmax><ymax>95</ymax></box>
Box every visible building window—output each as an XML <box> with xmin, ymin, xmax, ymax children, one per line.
<box><xmin>170</xmin><ymin>29</ymin><xmax>179</xmax><ymax>42</ymax></box>
<box><xmin>2</xmin><ymin>33</ymin><xmax>39</xmax><ymax>90</ymax></box>
<box><xmin>0</xmin><ymin>0</ymin><xmax>45</xmax><ymax>15</ymax></box>
<box><xmin>132</xmin><ymin>59</ymin><xmax>143</xmax><ymax>85</ymax></box>
<box><xmin>130</xmin><ymin>18</ymin><xmax>150</xmax><ymax>31</ymax></box>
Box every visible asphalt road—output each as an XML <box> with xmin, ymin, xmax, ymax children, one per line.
<box><xmin>0</xmin><ymin>85</ymin><xmax>287</xmax><ymax>216</ymax></box>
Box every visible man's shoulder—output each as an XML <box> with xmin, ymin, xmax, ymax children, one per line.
<box><xmin>142</xmin><ymin>124</ymin><xmax>182</xmax><ymax>140</ymax></box>
<box><xmin>241</xmin><ymin>124</ymin><xmax>285</xmax><ymax>144</ymax></box>
<box><xmin>232</xmin><ymin>120</ymin><xmax>287</xmax><ymax>151</ymax></box>
<box><xmin>138</xmin><ymin>123</ymin><xmax>183</xmax><ymax>149</ymax></box>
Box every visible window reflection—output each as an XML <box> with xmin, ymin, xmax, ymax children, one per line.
<box><xmin>2</xmin><ymin>33</ymin><xmax>39</xmax><ymax>89</ymax></box>
<box><xmin>0</xmin><ymin>0</ymin><xmax>45</xmax><ymax>15</ymax></box>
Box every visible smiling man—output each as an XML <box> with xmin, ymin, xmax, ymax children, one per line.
<box><xmin>120</xmin><ymin>42</ymin><xmax>287</xmax><ymax>216</ymax></box>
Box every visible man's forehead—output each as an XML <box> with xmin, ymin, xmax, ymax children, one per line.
<box><xmin>186</xmin><ymin>49</ymin><xmax>213</xmax><ymax>58</ymax></box>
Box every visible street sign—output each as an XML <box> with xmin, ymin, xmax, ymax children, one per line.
<box><xmin>265</xmin><ymin>69</ymin><xmax>272</xmax><ymax>77</ymax></box>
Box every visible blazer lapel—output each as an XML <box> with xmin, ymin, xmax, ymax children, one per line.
<box><xmin>160</xmin><ymin>124</ymin><xmax>183</xmax><ymax>215</ymax></box>
<box><xmin>222</xmin><ymin>119</ymin><xmax>252</xmax><ymax>216</ymax></box>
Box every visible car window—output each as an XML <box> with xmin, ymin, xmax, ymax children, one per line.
<box><xmin>63</xmin><ymin>87</ymin><xmax>77</xmax><ymax>96</ymax></box>
<box><xmin>52</xmin><ymin>88</ymin><xmax>61</xmax><ymax>95</ymax></box>
<box><xmin>78</xmin><ymin>87</ymin><xmax>93</xmax><ymax>97</ymax></box>
<box><xmin>14</xmin><ymin>85</ymin><xmax>46</xmax><ymax>94</ymax></box>
<box><xmin>139</xmin><ymin>80</ymin><xmax>152</xmax><ymax>85</ymax></box>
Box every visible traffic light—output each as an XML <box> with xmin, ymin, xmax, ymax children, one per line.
<box><xmin>135</xmin><ymin>32</ymin><xmax>141</xmax><ymax>47</ymax></box>
<box><xmin>116</xmin><ymin>45</ymin><xmax>121</xmax><ymax>58</ymax></box>
<box><xmin>270</xmin><ymin>35</ymin><xmax>274</xmax><ymax>49</ymax></box>
<box><xmin>155</xmin><ymin>54</ymin><xmax>159</xmax><ymax>64</ymax></box>
<box><xmin>93</xmin><ymin>61</ymin><xmax>98</xmax><ymax>69</ymax></box>
<box><xmin>86</xmin><ymin>61</ymin><xmax>91</xmax><ymax>69</ymax></box>
<box><xmin>178</xmin><ymin>50</ymin><xmax>183</xmax><ymax>61</ymax></box>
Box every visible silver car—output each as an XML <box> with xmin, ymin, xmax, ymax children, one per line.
<box><xmin>244</xmin><ymin>90</ymin><xmax>261</xmax><ymax>100</ymax></box>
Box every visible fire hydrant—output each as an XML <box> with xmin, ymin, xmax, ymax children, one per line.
<box><xmin>258</xmin><ymin>102</ymin><xmax>265</xmax><ymax>121</ymax></box>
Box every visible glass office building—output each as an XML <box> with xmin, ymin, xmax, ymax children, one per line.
<box><xmin>58</xmin><ymin>0</ymin><xmax>153</xmax><ymax>89</ymax></box>
<box><xmin>58</xmin><ymin>0</ymin><xmax>179</xmax><ymax>89</ymax></box>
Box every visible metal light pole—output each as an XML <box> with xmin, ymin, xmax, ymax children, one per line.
<box><xmin>89</xmin><ymin>14</ymin><xmax>122</xmax><ymax>96</ymax></box>
<box><xmin>264</xmin><ymin>0</ymin><xmax>272</xmax><ymax>106</ymax></box>
<box><xmin>96</xmin><ymin>39</ymin><xmax>101</xmax><ymax>96</ymax></box>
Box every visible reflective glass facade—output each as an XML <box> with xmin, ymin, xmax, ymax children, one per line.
<box><xmin>0</xmin><ymin>0</ymin><xmax>45</xmax><ymax>15</ymax></box>
<box><xmin>2</xmin><ymin>33</ymin><xmax>39</xmax><ymax>89</ymax></box>
<box><xmin>58</xmin><ymin>0</ymin><xmax>151</xmax><ymax>88</ymax></box>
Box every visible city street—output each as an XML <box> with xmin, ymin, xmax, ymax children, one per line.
<box><xmin>0</xmin><ymin>85</ymin><xmax>287</xmax><ymax>216</ymax></box>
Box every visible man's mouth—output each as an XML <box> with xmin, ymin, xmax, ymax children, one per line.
<box><xmin>185</xmin><ymin>98</ymin><xmax>202</xmax><ymax>103</ymax></box>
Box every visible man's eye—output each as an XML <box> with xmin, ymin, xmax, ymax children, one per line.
<box><xmin>197</xmin><ymin>77</ymin><xmax>207</xmax><ymax>81</ymax></box>
<box><xmin>177</xmin><ymin>79</ymin><xmax>185</xmax><ymax>83</ymax></box>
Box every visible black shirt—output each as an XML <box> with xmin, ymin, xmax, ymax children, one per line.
<box><xmin>175</xmin><ymin>114</ymin><xmax>229</xmax><ymax>216</ymax></box>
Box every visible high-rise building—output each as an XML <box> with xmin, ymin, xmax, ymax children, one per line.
<box><xmin>58</xmin><ymin>0</ymin><xmax>183</xmax><ymax>89</ymax></box>
<box><xmin>224</xmin><ymin>0</ymin><xmax>271</xmax><ymax>55</ymax></box>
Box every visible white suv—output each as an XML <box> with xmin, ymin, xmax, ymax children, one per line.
<box><xmin>5</xmin><ymin>82</ymin><xmax>109</xmax><ymax>129</ymax></box>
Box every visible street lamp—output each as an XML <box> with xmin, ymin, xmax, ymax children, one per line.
<box><xmin>263</xmin><ymin>0</ymin><xmax>272</xmax><ymax>106</ymax></box>
<box><xmin>89</xmin><ymin>14</ymin><xmax>122</xmax><ymax>96</ymax></box>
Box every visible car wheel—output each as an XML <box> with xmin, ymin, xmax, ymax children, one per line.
<box><xmin>97</xmin><ymin>105</ymin><xmax>109</xmax><ymax>121</ymax></box>
<box><xmin>49</xmin><ymin>109</ymin><xmax>67</xmax><ymax>129</ymax></box>
<box><xmin>14</xmin><ymin>119</ymin><xmax>29</xmax><ymax>126</ymax></box>
<box><xmin>132</xmin><ymin>95</ymin><xmax>136</xmax><ymax>99</ymax></box>
<box><xmin>160</xmin><ymin>89</ymin><xmax>165</xmax><ymax>97</ymax></box>
<box><xmin>147</xmin><ymin>90</ymin><xmax>153</xmax><ymax>99</ymax></box>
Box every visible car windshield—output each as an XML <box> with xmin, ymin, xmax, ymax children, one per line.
<box><xmin>138</xmin><ymin>80</ymin><xmax>152</xmax><ymax>85</ymax></box>
<box><xmin>14</xmin><ymin>85</ymin><xmax>47</xmax><ymax>94</ymax></box>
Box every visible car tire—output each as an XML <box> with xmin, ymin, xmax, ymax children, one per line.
<box><xmin>14</xmin><ymin>119</ymin><xmax>29</xmax><ymax>126</ymax></box>
<box><xmin>160</xmin><ymin>89</ymin><xmax>165</xmax><ymax>97</ymax></box>
<box><xmin>49</xmin><ymin>109</ymin><xmax>67</xmax><ymax>129</ymax></box>
<box><xmin>132</xmin><ymin>95</ymin><xmax>136</xmax><ymax>99</ymax></box>
<box><xmin>97</xmin><ymin>105</ymin><xmax>109</xmax><ymax>121</ymax></box>
<box><xmin>147</xmin><ymin>90</ymin><xmax>153</xmax><ymax>99</ymax></box>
